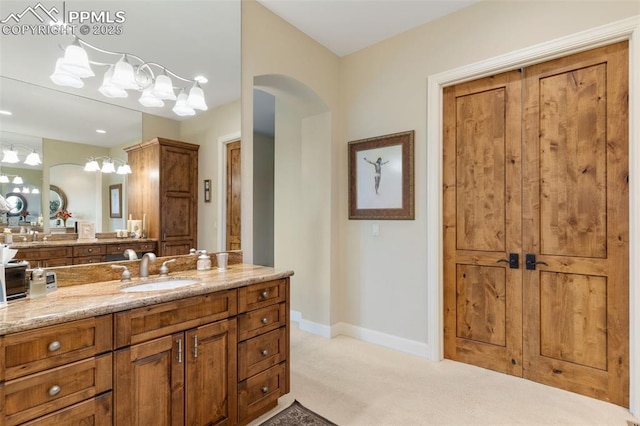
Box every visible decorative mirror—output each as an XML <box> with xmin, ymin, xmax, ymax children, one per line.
<box><xmin>49</xmin><ymin>185</ymin><xmax>67</xmax><ymax>219</ymax></box>
<box><xmin>5</xmin><ymin>193</ymin><xmax>28</xmax><ymax>217</ymax></box>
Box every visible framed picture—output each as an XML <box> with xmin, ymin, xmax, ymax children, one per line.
<box><xmin>348</xmin><ymin>130</ymin><xmax>414</xmax><ymax>220</ymax></box>
<box><xmin>109</xmin><ymin>184</ymin><xmax>122</xmax><ymax>218</ymax></box>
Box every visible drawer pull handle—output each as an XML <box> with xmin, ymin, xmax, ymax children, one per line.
<box><xmin>261</xmin><ymin>317</ymin><xmax>269</xmax><ymax>325</ymax></box>
<box><xmin>48</xmin><ymin>385</ymin><xmax>61</xmax><ymax>397</ymax></box>
<box><xmin>48</xmin><ymin>341</ymin><xmax>61</xmax><ymax>352</ymax></box>
<box><xmin>261</xmin><ymin>290</ymin><xmax>268</xmax><ymax>299</ymax></box>
<box><xmin>261</xmin><ymin>386</ymin><xmax>268</xmax><ymax>394</ymax></box>
<box><xmin>193</xmin><ymin>335</ymin><xmax>198</xmax><ymax>358</ymax></box>
<box><xmin>261</xmin><ymin>349</ymin><xmax>269</xmax><ymax>356</ymax></box>
<box><xmin>176</xmin><ymin>339</ymin><xmax>183</xmax><ymax>363</ymax></box>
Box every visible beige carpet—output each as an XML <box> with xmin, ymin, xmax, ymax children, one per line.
<box><xmin>249</xmin><ymin>324</ymin><xmax>637</xmax><ymax>426</ymax></box>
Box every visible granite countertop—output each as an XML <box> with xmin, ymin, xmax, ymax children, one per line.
<box><xmin>0</xmin><ymin>264</ymin><xmax>294</xmax><ymax>335</ymax></box>
<box><xmin>9</xmin><ymin>238</ymin><xmax>157</xmax><ymax>248</ymax></box>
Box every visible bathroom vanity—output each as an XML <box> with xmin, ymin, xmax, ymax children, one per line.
<box><xmin>0</xmin><ymin>260</ymin><xmax>292</xmax><ymax>425</ymax></box>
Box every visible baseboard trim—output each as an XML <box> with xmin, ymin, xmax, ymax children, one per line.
<box><xmin>290</xmin><ymin>310</ymin><xmax>430</xmax><ymax>358</ymax></box>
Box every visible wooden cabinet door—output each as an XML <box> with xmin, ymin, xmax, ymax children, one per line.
<box><xmin>226</xmin><ymin>140</ymin><xmax>241</xmax><ymax>251</ymax></box>
<box><xmin>443</xmin><ymin>70</ymin><xmax>523</xmax><ymax>376</ymax></box>
<box><xmin>521</xmin><ymin>42</ymin><xmax>628</xmax><ymax>406</ymax></box>
<box><xmin>161</xmin><ymin>145</ymin><xmax>197</xmax><ymax>243</ymax></box>
<box><xmin>185</xmin><ymin>320</ymin><xmax>237</xmax><ymax>426</ymax></box>
<box><xmin>114</xmin><ymin>334</ymin><xmax>184</xmax><ymax>425</ymax></box>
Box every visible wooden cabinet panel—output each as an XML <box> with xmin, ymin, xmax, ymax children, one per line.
<box><xmin>161</xmin><ymin>240</ymin><xmax>194</xmax><ymax>257</ymax></box>
<box><xmin>238</xmin><ymin>280</ymin><xmax>286</xmax><ymax>313</ymax></box>
<box><xmin>238</xmin><ymin>328</ymin><xmax>286</xmax><ymax>381</ymax></box>
<box><xmin>3</xmin><ymin>315</ymin><xmax>112</xmax><ymax>381</ymax></box>
<box><xmin>72</xmin><ymin>256</ymin><xmax>105</xmax><ymax>265</ymax></box>
<box><xmin>238</xmin><ymin>304</ymin><xmax>286</xmax><ymax>342</ymax></box>
<box><xmin>185</xmin><ymin>320</ymin><xmax>237</xmax><ymax>426</ymax></box>
<box><xmin>114</xmin><ymin>291</ymin><xmax>237</xmax><ymax>348</ymax></box>
<box><xmin>4</xmin><ymin>354</ymin><xmax>111</xmax><ymax>425</ymax></box>
<box><xmin>114</xmin><ymin>334</ymin><xmax>184</xmax><ymax>426</ymax></box>
<box><xmin>238</xmin><ymin>363</ymin><xmax>285</xmax><ymax>423</ymax></box>
<box><xmin>72</xmin><ymin>245</ymin><xmax>106</xmax><ymax>258</ymax></box>
<box><xmin>105</xmin><ymin>241</ymin><xmax>156</xmax><ymax>255</ymax></box>
<box><xmin>20</xmin><ymin>392</ymin><xmax>112</xmax><ymax>426</ymax></box>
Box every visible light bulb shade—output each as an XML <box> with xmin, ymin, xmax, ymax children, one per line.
<box><xmin>99</xmin><ymin>66</ymin><xmax>128</xmax><ymax>98</ymax></box>
<box><xmin>139</xmin><ymin>86</ymin><xmax>164</xmax><ymax>107</ymax></box>
<box><xmin>50</xmin><ymin>58</ymin><xmax>84</xmax><ymax>88</ymax></box>
<box><xmin>32</xmin><ymin>187</ymin><xmax>40</xmax><ymax>194</ymax></box>
<box><xmin>59</xmin><ymin>39</ymin><xmax>94</xmax><ymax>78</ymax></box>
<box><xmin>110</xmin><ymin>55</ymin><xmax>138</xmax><ymax>90</ymax></box>
<box><xmin>172</xmin><ymin>89</ymin><xmax>196</xmax><ymax>117</ymax></box>
<box><xmin>84</xmin><ymin>159</ymin><xmax>100</xmax><ymax>172</ymax></box>
<box><xmin>0</xmin><ymin>175</ymin><xmax>8</xmax><ymax>183</ymax></box>
<box><xmin>22</xmin><ymin>187</ymin><xmax>30</xmax><ymax>194</ymax></box>
<box><xmin>2</xmin><ymin>148</ymin><xmax>19</xmax><ymax>163</ymax></box>
<box><xmin>117</xmin><ymin>164</ymin><xmax>132</xmax><ymax>175</ymax></box>
<box><xmin>101</xmin><ymin>160</ymin><xmax>115</xmax><ymax>174</ymax></box>
<box><xmin>12</xmin><ymin>187</ymin><xmax>20</xmax><ymax>193</ymax></box>
<box><xmin>152</xmin><ymin>74</ymin><xmax>176</xmax><ymax>100</ymax></box>
<box><xmin>12</xmin><ymin>176</ymin><xmax>23</xmax><ymax>184</ymax></box>
<box><xmin>186</xmin><ymin>83</ymin><xmax>208</xmax><ymax>111</ymax></box>
<box><xmin>24</xmin><ymin>151</ymin><xmax>42</xmax><ymax>166</ymax></box>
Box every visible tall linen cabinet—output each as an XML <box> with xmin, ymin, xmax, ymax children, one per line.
<box><xmin>125</xmin><ymin>137</ymin><xmax>199</xmax><ymax>256</ymax></box>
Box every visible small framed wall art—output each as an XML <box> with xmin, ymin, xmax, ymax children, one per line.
<box><xmin>348</xmin><ymin>130</ymin><xmax>415</xmax><ymax>220</ymax></box>
<box><xmin>204</xmin><ymin>179</ymin><xmax>211</xmax><ymax>203</ymax></box>
<box><xmin>109</xmin><ymin>184</ymin><xmax>122</xmax><ymax>218</ymax></box>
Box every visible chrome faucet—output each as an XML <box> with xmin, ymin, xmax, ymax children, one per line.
<box><xmin>139</xmin><ymin>252</ymin><xmax>157</xmax><ymax>278</ymax></box>
<box><xmin>123</xmin><ymin>249</ymin><xmax>138</xmax><ymax>260</ymax></box>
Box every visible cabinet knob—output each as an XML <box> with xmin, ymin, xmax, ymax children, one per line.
<box><xmin>261</xmin><ymin>290</ymin><xmax>268</xmax><ymax>299</ymax></box>
<box><xmin>88</xmin><ymin>248</ymin><xmax>93</xmax><ymax>252</ymax></box>
<box><xmin>48</xmin><ymin>341</ymin><xmax>61</xmax><ymax>352</ymax></box>
<box><xmin>261</xmin><ymin>349</ymin><xmax>269</xmax><ymax>357</ymax></box>
<box><xmin>261</xmin><ymin>386</ymin><xmax>268</xmax><ymax>394</ymax></box>
<box><xmin>261</xmin><ymin>317</ymin><xmax>269</xmax><ymax>325</ymax></box>
<box><xmin>48</xmin><ymin>385</ymin><xmax>61</xmax><ymax>397</ymax></box>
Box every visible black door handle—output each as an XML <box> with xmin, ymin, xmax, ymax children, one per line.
<box><xmin>497</xmin><ymin>253</ymin><xmax>519</xmax><ymax>269</ymax></box>
<box><xmin>525</xmin><ymin>254</ymin><xmax>548</xmax><ymax>270</ymax></box>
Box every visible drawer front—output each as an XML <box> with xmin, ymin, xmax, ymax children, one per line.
<box><xmin>105</xmin><ymin>241</ymin><xmax>156</xmax><ymax>255</ymax></box>
<box><xmin>73</xmin><ymin>256</ymin><xmax>105</xmax><ymax>265</ymax></box>
<box><xmin>14</xmin><ymin>247</ymin><xmax>73</xmax><ymax>262</ymax></box>
<box><xmin>17</xmin><ymin>390</ymin><xmax>112</xmax><ymax>426</ymax></box>
<box><xmin>4</xmin><ymin>354</ymin><xmax>112</xmax><ymax>425</ymax></box>
<box><xmin>72</xmin><ymin>245</ymin><xmax>106</xmax><ymax>257</ymax></box>
<box><xmin>238</xmin><ymin>279</ymin><xmax>286</xmax><ymax>313</ymax></box>
<box><xmin>115</xmin><ymin>290</ymin><xmax>237</xmax><ymax>348</ymax></box>
<box><xmin>3</xmin><ymin>316</ymin><xmax>113</xmax><ymax>380</ymax></box>
<box><xmin>238</xmin><ymin>303</ymin><xmax>286</xmax><ymax>341</ymax></box>
<box><xmin>238</xmin><ymin>363</ymin><xmax>286</xmax><ymax>422</ymax></box>
<box><xmin>238</xmin><ymin>328</ymin><xmax>287</xmax><ymax>381</ymax></box>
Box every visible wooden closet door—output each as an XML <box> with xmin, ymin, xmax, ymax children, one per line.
<box><xmin>521</xmin><ymin>42</ymin><xmax>629</xmax><ymax>406</ymax></box>
<box><xmin>443</xmin><ymin>70</ymin><xmax>523</xmax><ymax>376</ymax></box>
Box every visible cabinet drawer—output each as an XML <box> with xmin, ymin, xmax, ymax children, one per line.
<box><xmin>2</xmin><ymin>316</ymin><xmax>113</xmax><ymax>380</ymax></box>
<box><xmin>105</xmin><ymin>241</ymin><xmax>156</xmax><ymax>255</ymax></box>
<box><xmin>238</xmin><ymin>279</ymin><xmax>286</xmax><ymax>313</ymax></box>
<box><xmin>3</xmin><ymin>354</ymin><xmax>112</xmax><ymax>425</ymax></box>
<box><xmin>17</xmin><ymin>390</ymin><xmax>112</xmax><ymax>426</ymax></box>
<box><xmin>72</xmin><ymin>245</ymin><xmax>106</xmax><ymax>257</ymax></box>
<box><xmin>15</xmin><ymin>247</ymin><xmax>73</xmax><ymax>262</ymax></box>
<box><xmin>238</xmin><ymin>328</ymin><xmax>287</xmax><ymax>381</ymax></box>
<box><xmin>115</xmin><ymin>290</ymin><xmax>237</xmax><ymax>348</ymax></box>
<box><xmin>238</xmin><ymin>303</ymin><xmax>286</xmax><ymax>341</ymax></box>
<box><xmin>73</xmin><ymin>256</ymin><xmax>105</xmax><ymax>265</ymax></box>
<box><xmin>238</xmin><ymin>363</ymin><xmax>286</xmax><ymax>422</ymax></box>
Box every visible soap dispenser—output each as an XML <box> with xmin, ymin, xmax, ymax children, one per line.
<box><xmin>29</xmin><ymin>266</ymin><xmax>47</xmax><ymax>299</ymax></box>
<box><xmin>196</xmin><ymin>250</ymin><xmax>211</xmax><ymax>271</ymax></box>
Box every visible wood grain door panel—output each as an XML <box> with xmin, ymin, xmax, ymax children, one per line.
<box><xmin>226</xmin><ymin>140</ymin><xmax>241</xmax><ymax>251</ymax></box>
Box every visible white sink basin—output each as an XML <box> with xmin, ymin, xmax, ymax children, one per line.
<box><xmin>121</xmin><ymin>278</ymin><xmax>201</xmax><ymax>292</ymax></box>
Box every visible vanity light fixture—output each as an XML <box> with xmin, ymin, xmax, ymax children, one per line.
<box><xmin>32</xmin><ymin>187</ymin><xmax>40</xmax><ymax>194</ymax></box>
<box><xmin>84</xmin><ymin>157</ymin><xmax>132</xmax><ymax>175</ymax></box>
<box><xmin>0</xmin><ymin>175</ymin><xmax>9</xmax><ymax>183</ymax></box>
<box><xmin>12</xmin><ymin>176</ymin><xmax>23</xmax><ymax>184</ymax></box>
<box><xmin>1</xmin><ymin>147</ymin><xmax>19</xmax><ymax>163</ymax></box>
<box><xmin>51</xmin><ymin>36</ymin><xmax>208</xmax><ymax>116</ymax></box>
<box><xmin>0</xmin><ymin>145</ymin><xmax>42</xmax><ymax>166</ymax></box>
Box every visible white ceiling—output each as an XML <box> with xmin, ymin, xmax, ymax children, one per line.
<box><xmin>257</xmin><ymin>0</ymin><xmax>479</xmax><ymax>57</ymax></box>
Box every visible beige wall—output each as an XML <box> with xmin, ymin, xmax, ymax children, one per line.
<box><xmin>243</xmin><ymin>0</ymin><xmax>639</xmax><ymax>342</ymax></box>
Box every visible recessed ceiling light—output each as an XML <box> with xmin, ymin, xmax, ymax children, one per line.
<box><xmin>96</xmin><ymin>129</ymin><xmax>107</xmax><ymax>134</ymax></box>
<box><xmin>194</xmin><ymin>76</ymin><xmax>208</xmax><ymax>84</ymax></box>
<box><xmin>0</xmin><ymin>110</ymin><xmax>12</xmax><ymax>116</ymax></box>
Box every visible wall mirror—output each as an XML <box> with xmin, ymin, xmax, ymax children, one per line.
<box><xmin>49</xmin><ymin>185</ymin><xmax>67</xmax><ymax>219</ymax></box>
<box><xmin>5</xmin><ymin>193</ymin><xmax>27</xmax><ymax>217</ymax></box>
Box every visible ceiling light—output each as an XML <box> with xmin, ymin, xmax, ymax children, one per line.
<box><xmin>0</xmin><ymin>175</ymin><xmax>8</xmax><ymax>183</ymax></box>
<box><xmin>50</xmin><ymin>36</ymin><xmax>207</xmax><ymax>117</ymax></box>
<box><xmin>101</xmin><ymin>159</ymin><xmax>116</xmax><ymax>174</ymax></box>
<box><xmin>172</xmin><ymin>89</ymin><xmax>196</xmax><ymax>117</ymax></box>
<box><xmin>59</xmin><ymin>37</ymin><xmax>94</xmax><ymax>78</ymax></box>
<box><xmin>12</xmin><ymin>176</ymin><xmax>23</xmax><ymax>184</ymax></box>
<box><xmin>96</xmin><ymin>129</ymin><xmax>106</xmax><ymax>134</ymax></box>
<box><xmin>194</xmin><ymin>76</ymin><xmax>208</xmax><ymax>84</ymax></box>
<box><xmin>24</xmin><ymin>151</ymin><xmax>42</xmax><ymax>166</ymax></box>
<box><xmin>2</xmin><ymin>147</ymin><xmax>19</xmax><ymax>163</ymax></box>
<box><xmin>0</xmin><ymin>110</ymin><xmax>12</xmax><ymax>116</ymax></box>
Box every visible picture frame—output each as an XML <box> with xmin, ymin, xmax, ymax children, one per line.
<box><xmin>348</xmin><ymin>130</ymin><xmax>414</xmax><ymax>220</ymax></box>
<box><xmin>109</xmin><ymin>184</ymin><xmax>122</xmax><ymax>218</ymax></box>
